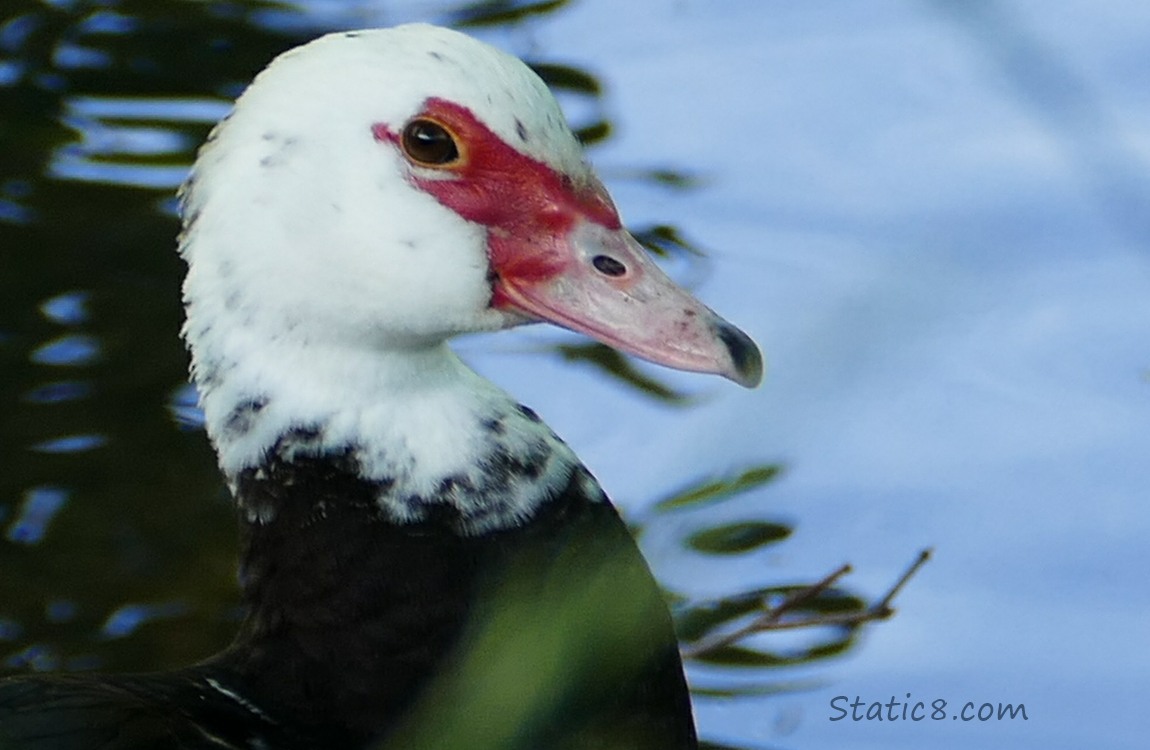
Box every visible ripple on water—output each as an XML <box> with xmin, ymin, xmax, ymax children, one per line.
<box><xmin>45</xmin><ymin>599</ymin><xmax>79</xmax><ymax>624</ymax></box>
<box><xmin>2</xmin><ymin>643</ymin><xmax>59</xmax><ymax>672</ymax></box>
<box><xmin>49</xmin><ymin>95</ymin><xmax>230</xmax><ymax>189</ymax></box>
<box><xmin>22</xmin><ymin>380</ymin><xmax>94</xmax><ymax>404</ymax></box>
<box><xmin>30</xmin><ymin>334</ymin><xmax>102</xmax><ymax>366</ymax></box>
<box><xmin>39</xmin><ymin>290</ymin><xmax>91</xmax><ymax>325</ymax></box>
<box><xmin>100</xmin><ymin>601</ymin><xmax>191</xmax><ymax>640</ymax></box>
<box><xmin>29</xmin><ymin>434</ymin><xmax>108</xmax><ymax>453</ymax></box>
<box><xmin>5</xmin><ymin>486</ymin><xmax>70</xmax><ymax>545</ymax></box>
<box><xmin>0</xmin><ymin>618</ymin><xmax>24</xmax><ymax>642</ymax></box>
<box><xmin>168</xmin><ymin>382</ymin><xmax>205</xmax><ymax>430</ymax></box>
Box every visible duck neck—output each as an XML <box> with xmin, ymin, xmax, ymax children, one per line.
<box><xmin>213</xmin><ymin>452</ymin><xmax>604</xmax><ymax>742</ymax></box>
<box><xmin>214</xmin><ymin>450</ymin><xmax>480</xmax><ymax>740</ymax></box>
<box><xmin>191</xmin><ymin>330</ymin><xmax>581</xmax><ymax>534</ymax></box>
<box><xmin>194</xmin><ymin>337</ymin><xmax>596</xmax><ymax>739</ymax></box>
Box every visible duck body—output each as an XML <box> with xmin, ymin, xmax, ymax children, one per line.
<box><xmin>2</xmin><ymin>454</ymin><xmax>692</xmax><ymax>749</ymax></box>
<box><xmin>1</xmin><ymin>23</ymin><xmax>760</xmax><ymax>749</ymax></box>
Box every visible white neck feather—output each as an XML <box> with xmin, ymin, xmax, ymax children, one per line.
<box><xmin>186</xmin><ymin>307</ymin><xmax>585</xmax><ymax>531</ymax></box>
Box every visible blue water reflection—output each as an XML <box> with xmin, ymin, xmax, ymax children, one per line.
<box><xmin>0</xmin><ymin>179</ymin><xmax>34</xmax><ymax>223</ymax></box>
<box><xmin>44</xmin><ymin>600</ymin><xmax>79</xmax><ymax>624</ymax></box>
<box><xmin>29</xmin><ymin>334</ymin><xmax>101</xmax><ymax>366</ymax></box>
<box><xmin>0</xmin><ymin>620</ymin><xmax>23</xmax><ymax>642</ymax></box>
<box><xmin>0</xmin><ymin>195</ymin><xmax>34</xmax><ymax>223</ymax></box>
<box><xmin>3</xmin><ymin>644</ymin><xmax>58</xmax><ymax>673</ymax></box>
<box><xmin>5</xmin><ymin>487</ymin><xmax>69</xmax><ymax>545</ymax></box>
<box><xmin>29</xmin><ymin>434</ymin><xmax>108</xmax><ymax>454</ymax></box>
<box><xmin>0</xmin><ymin>14</ymin><xmax>38</xmax><ymax>52</ymax></box>
<box><xmin>77</xmin><ymin>10</ymin><xmax>139</xmax><ymax>36</ymax></box>
<box><xmin>166</xmin><ymin>382</ymin><xmax>205</xmax><ymax>431</ymax></box>
<box><xmin>100</xmin><ymin>602</ymin><xmax>190</xmax><ymax>640</ymax></box>
<box><xmin>22</xmin><ymin>381</ymin><xmax>93</xmax><ymax>404</ymax></box>
<box><xmin>49</xmin><ymin>97</ymin><xmax>229</xmax><ymax>185</ymax></box>
<box><xmin>52</xmin><ymin>42</ymin><xmax>112</xmax><ymax>70</ymax></box>
<box><xmin>39</xmin><ymin>291</ymin><xmax>90</xmax><ymax>325</ymax></box>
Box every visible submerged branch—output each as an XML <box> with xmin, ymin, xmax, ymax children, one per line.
<box><xmin>681</xmin><ymin>549</ymin><xmax>932</xmax><ymax>660</ymax></box>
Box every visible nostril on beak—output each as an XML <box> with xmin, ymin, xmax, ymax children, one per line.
<box><xmin>592</xmin><ymin>255</ymin><xmax>627</xmax><ymax>277</ymax></box>
<box><xmin>714</xmin><ymin>321</ymin><xmax>764</xmax><ymax>388</ymax></box>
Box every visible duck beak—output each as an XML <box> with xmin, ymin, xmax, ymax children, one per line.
<box><xmin>490</xmin><ymin>218</ymin><xmax>763</xmax><ymax>388</ymax></box>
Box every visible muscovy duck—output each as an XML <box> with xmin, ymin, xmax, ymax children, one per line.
<box><xmin>0</xmin><ymin>23</ymin><xmax>761</xmax><ymax>750</ymax></box>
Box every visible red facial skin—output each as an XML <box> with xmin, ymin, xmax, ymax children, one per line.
<box><xmin>372</xmin><ymin>98</ymin><xmax>762</xmax><ymax>388</ymax></box>
<box><xmin>373</xmin><ymin>98</ymin><xmax>617</xmax><ymax>303</ymax></box>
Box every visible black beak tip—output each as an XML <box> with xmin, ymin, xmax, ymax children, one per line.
<box><xmin>715</xmin><ymin>322</ymin><xmax>764</xmax><ymax>388</ymax></box>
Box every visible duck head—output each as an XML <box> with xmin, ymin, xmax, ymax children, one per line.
<box><xmin>180</xmin><ymin>24</ymin><xmax>761</xmax><ymax>390</ymax></box>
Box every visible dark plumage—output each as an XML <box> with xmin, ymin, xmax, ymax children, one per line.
<box><xmin>0</xmin><ymin>453</ymin><xmax>695</xmax><ymax>749</ymax></box>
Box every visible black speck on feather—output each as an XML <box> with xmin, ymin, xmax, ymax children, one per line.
<box><xmin>224</xmin><ymin>397</ymin><xmax>269</xmax><ymax>438</ymax></box>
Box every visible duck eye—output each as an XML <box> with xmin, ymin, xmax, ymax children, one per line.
<box><xmin>401</xmin><ymin>118</ymin><xmax>460</xmax><ymax>166</ymax></box>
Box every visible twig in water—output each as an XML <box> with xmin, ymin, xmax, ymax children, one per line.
<box><xmin>681</xmin><ymin>548</ymin><xmax>932</xmax><ymax>660</ymax></box>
